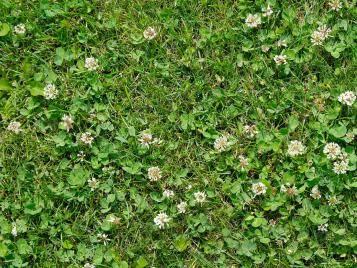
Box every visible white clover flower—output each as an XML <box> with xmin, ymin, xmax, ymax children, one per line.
<box><xmin>143</xmin><ymin>27</ymin><xmax>157</xmax><ymax>40</ymax></box>
<box><xmin>97</xmin><ymin>233</ymin><xmax>110</xmax><ymax>245</ymax></box>
<box><xmin>152</xmin><ymin>137</ymin><xmax>163</xmax><ymax>145</ymax></box>
<box><xmin>277</xmin><ymin>39</ymin><xmax>288</xmax><ymax>48</ymax></box>
<box><xmin>102</xmin><ymin>165</ymin><xmax>115</xmax><ymax>175</ymax></box>
<box><xmin>14</xmin><ymin>24</ymin><xmax>26</xmax><ymax>34</ymax></box>
<box><xmin>327</xmin><ymin>195</ymin><xmax>338</xmax><ymax>206</ymax></box>
<box><xmin>345</xmin><ymin>132</ymin><xmax>355</xmax><ymax>141</ymax></box>
<box><xmin>148</xmin><ymin>166</ymin><xmax>162</xmax><ymax>181</ymax></box>
<box><xmin>280</xmin><ymin>184</ymin><xmax>287</xmax><ymax>193</ymax></box>
<box><xmin>107</xmin><ymin>215</ymin><xmax>120</xmax><ymax>225</ymax></box>
<box><xmin>245</xmin><ymin>14</ymin><xmax>262</xmax><ymax>28</ymax></box>
<box><xmin>287</xmin><ymin>140</ymin><xmax>306</xmax><ymax>157</ymax></box>
<box><xmin>89</xmin><ymin>112</ymin><xmax>96</xmax><ymax>120</ymax></box>
<box><xmin>85</xmin><ymin>57</ymin><xmax>99</xmax><ymax>71</ymax></box>
<box><xmin>280</xmin><ymin>183</ymin><xmax>298</xmax><ymax>197</ymax></box>
<box><xmin>7</xmin><ymin>121</ymin><xmax>22</xmax><ymax>134</ymax></box>
<box><xmin>194</xmin><ymin>191</ymin><xmax>207</xmax><ymax>204</ymax></box>
<box><xmin>338</xmin><ymin>151</ymin><xmax>349</xmax><ymax>162</ymax></box>
<box><xmin>154</xmin><ymin>212</ymin><xmax>170</xmax><ymax>229</ymax></box>
<box><xmin>262</xmin><ymin>5</ymin><xmax>273</xmax><ymax>17</ymax></box>
<box><xmin>269</xmin><ymin>218</ymin><xmax>279</xmax><ymax>226</ymax></box>
<box><xmin>238</xmin><ymin>155</ymin><xmax>249</xmax><ymax>170</ymax></box>
<box><xmin>139</xmin><ymin>132</ymin><xmax>153</xmax><ymax>147</ymax></box>
<box><xmin>274</xmin><ymin>54</ymin><xmax>287</xmax><ymax>65</ymax></box>
<box><xmin>214</xmin><ymin>135</ymin><xmax>229</xmax><ymax>152</ymax></box>
<box><xmin>11</xmin><ymin>223</ymin><xmax>17</xmax><ymax>237</ymax></box>
<box><xmin>138</xmin><ymin>131</ymin><xmax>162</xmax><ymax>147</ymax></box>
<box><xmin>333</xmin><ymin>160</ymin><xmax>349</xmax><ymax>174</ymax></box>
<box><xmin>163</xmin><ymin>189</ymin><xmax>175</xmax><ymax>199</ymax></box>
<box><xmin>286</xmin><ymin>185</ymin><xmax>298</xmax><ymax>197</ymax></box>
<box><xmin>323</xmin><ymin>142</ymin><xmax>341</xmax><ymax>160</ymax></box>
<box><xmin>310</xmin><ymin>186</ymin><xmax>321</xmax><ymax>199</ymax></box>
<box><xmin>252</xmin><ymin>182</ymin><xmax>267</xmax><ymax>196</ymax></box>
<box><xmin>328</xmin><ymin>0</ymin><xmax>342</xmax><ymax>11</ymax></box>
<box><xmin>318</xmin><ymin>223</ymin><xmax>328</xmax><ymax>232</ymax></box>
<box><xmin>311</xmin><ymin>30</ymin><xmax>324</xmax><ymax>46</ymax></box>
<box><xmin>243</xmin><ymin>124</ymin><xmax>258</xmax><ymax>138</ymax></box>
<box><xmin>177</xmin><ymin>201</ymin><xmax>187</xmax><ymax>214</ymax></box>
<box><xmin>80</xmin><ymin>132</ymin><xmax>94</xmax><ymax>145</ymax></box>
<box><xmin>44</xmin><ymin>84</ymin><xmax>58</xmax><ymax>100</ymax></box>
<box><xmin>186</xmin><ymin>184</ymin><xmax>192</xmax><ymax>190</ymax></box>
<box><xmin>84</xmin><ymin>263</ymin><xmax>95</xmax><ymax>268</ymax></box>
<box><xmin>87</xmin><ymin>177</ymin><xmax>99</xmax><ymax>191</ymax></box>
<box><xmin>62</xmin><ymin>115</ymin><xmax>73</xmax><ymax>132</ymax></box>
<box><xmin>77</xmin><ymin>151</ymin><xmax>86</xmax><ymax>162</ymax></box>
<box><xmin>338</xmin><ymin>91</ymin><xmax>356</xmax><ymax>106</ymax></box>
<box><xmin>261</xmin><ymin>45</ymin><xmax>270</xmax><ymax>53</ymax></box>
<box><xmin>317</xmin><ymin>25</ymin><xmax>332</xmax><ymax>40</ymax></box>
<box><xmin>311</xmin><ymin>25</ymin><xmax>332</xmax><ymax>46</ymax></box>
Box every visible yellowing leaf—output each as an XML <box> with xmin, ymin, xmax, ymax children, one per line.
<box><xmin>174</xmin><ymin>235</ymin><xmax>189</xmax><ymax>252</ymax></box>
<box><xmin>0</xmin><ymin>23</ymin><xmax>10</xmax><ymax>36</ymax></box>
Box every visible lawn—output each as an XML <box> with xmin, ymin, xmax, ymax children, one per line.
<box><xmin>0</xmin><ymin>0</ymin><xmax>356</xmax><ymax>267</ymax></box>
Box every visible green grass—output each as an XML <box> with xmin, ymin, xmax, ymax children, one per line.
<box><xmin>0</xmin><ymin>0</ymin><xmax>356</xmax><ymax>267</ymax></box>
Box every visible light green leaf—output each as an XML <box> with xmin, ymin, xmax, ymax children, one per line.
<box><xmin>128</xmin><ymin>126</ymin><xmax>136</xmax><ymax>136</ymax></box>
<box><xmin>288</xmin><ymin>115</ymin><xmax>299</xmax><ymax>131</ymax></box>
<box><xmin>239</xmin><ymin>240</ymin><xmax>257</xmax><ymax>257</ymax></box>
<box><xmin>118</xmin><ymin>261</ymin><xmax>128</xmax><ymax>268</ymax></box>
<box><xmin>0</xmin><ymin>23</ymin><xmax>10</xmax><ymax>36</ymax></box>
<box><xmin>174</xmin><ymin>235</ymin><xmax>189</xmax><ymax>252</ymax></box>
<box><xmin>28</xmin><ymin>82</ymin><xmax>44</xmax><ymax>96</ymax></box>
<box><xmin>308</xmin><ymin>214</ymin><xmax>327</xmax><ymax>224</ymax></box>
<box><xmin>334</xmin><ymin>229</ymin><xmax>346</xmax><ymax>235</ymax></box>
<box><xmin>68</xmin><ymin>166</ymin><xmax>89</xmax><ymax>186</ymax></box>
<box><xmin>0</xmin><ymin>79</ymin><xmax>12</xmax><ymax>91</ymax></box>
<box><xmin>122</xmin><ymin>162</ymin><xmax>142</xmax><ymax>175</ymax></box>
<box><xmin>0</xmin><ymin>243</ymin><xmax>8</xmax><ymax>257</ymax></box>
<box><xmin>329</xmin><ymin>125</ymin><xmax>347</xmax><ymax>138</ymax></box>
<box><xmin>135</xmin><ymin>256</ymin><xmax>148</xmax><ymax>268</ymax></box>
<box><xmin>251</xmin><ymin>217</ymin><xmax>267</xmax><ymax>227</ymax></box>
<box><xmin>54</xmin><ymin>47</ymin><xmax>65</xmax><ymax>66</ymax></box>
<box><xmin>17</xmin><ymin>239</ymin><xmax>31</xmax><ymax>255</ymax></box>
<box><xmin>62</xmin><ymin>240</ymin><xmax>73</xmax><ymax>249</ymax></box>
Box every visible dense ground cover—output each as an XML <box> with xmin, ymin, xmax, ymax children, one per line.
<box><xmin>0</xmin><ymin>0</ymin><xmax>356</xmax><ymax>267</ymax></box>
